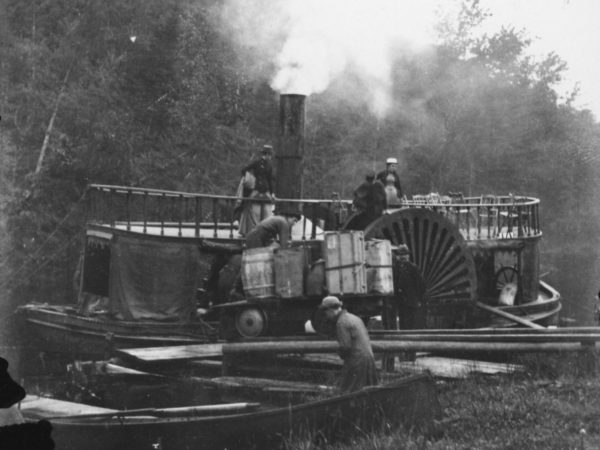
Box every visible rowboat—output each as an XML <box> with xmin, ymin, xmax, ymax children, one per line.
<box><xmin>21</xmin><ymin>373</ymin><xmax>439</xmax><ymax>450</ymax></box>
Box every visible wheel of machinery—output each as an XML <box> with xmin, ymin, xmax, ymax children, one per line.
<box><xmin>235</xmin><ymin>307</ymin><xmax>268</xmax><ymax>338</ymax></box>
<box><xmin>495</xmin><ymin>266</ymin><xmax>520</xmax><ymax>292</ymax></box>
<box><xmin>364</xmin><ymin>208</ymin><xmax>477</xmax><ymax>304</ymax></box>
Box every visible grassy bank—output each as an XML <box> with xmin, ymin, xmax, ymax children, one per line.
<box><xmin>286</xmin><ymin>352</ymin><xmax>600</xmax><ymax>449</ymax></box>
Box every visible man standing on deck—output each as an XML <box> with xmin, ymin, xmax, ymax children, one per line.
<box><xmin>319</xmin><ymin>296</ymin><xmax>378</xmax><ymax>393</ymax></box>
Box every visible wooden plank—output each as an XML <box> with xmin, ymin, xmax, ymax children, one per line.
<box><xmin>397</xmin><ymin>356</ymin><xmax>523</xmax><ymax>379</ymax></box>
<box><xmin>116</xmin><ymin>343</ymin><xmax>223</xmax><ymax>362</ymax></box>
<box><xmin>475</xmin><ymin>301</ymin><xmax>545</xmax><ymax>329</ymax></box>
<box><xmin>20</xmin><ymin>395</ymin><xmax>117</xmax><ymax>420</ymax></box>
<box><xmin>206</xmin><ymin>376</ymin><xmax>334</xmax><ymax>394</ymax></box>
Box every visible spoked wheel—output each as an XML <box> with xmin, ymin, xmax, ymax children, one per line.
<box><xmin>495</xmin><ymin>266</ymin><xmax>519</xmax><ymax>292</ymax></box>
<box><xmin>235</xmin><ymin>307</ymin><xmax>268</xmax><ymax>338</ymax></box>
<box><xmin>364</xmin><ymin>208</ymin><xmax>477</xmax><ymax>304</ymax></box>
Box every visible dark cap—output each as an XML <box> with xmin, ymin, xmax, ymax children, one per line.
<box><xmin>319</xmin><ymin>296</ymin><xmax>343</xmax><ymax>310</ymax></box>
<box><xmin>397</xmin><ymin>244</ymin><xmax>410</xmax><ymax>255</ymax></box>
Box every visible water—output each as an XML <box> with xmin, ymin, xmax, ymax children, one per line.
<box><xmin>543</xmin><ymin>250</ymin><xmax>600</xmax><ymax>326</ymax></box>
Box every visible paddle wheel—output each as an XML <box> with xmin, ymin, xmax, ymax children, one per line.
<box><xmin>363</xmin><ymin>208</ymin><xmax>477</xmax><ymax>327</ymax></box>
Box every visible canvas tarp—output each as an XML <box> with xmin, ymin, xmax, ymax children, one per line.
<box><xmin>108</xmin><ymin>234</ymin><xmax>201</xmax><ymax>321</ymax></box>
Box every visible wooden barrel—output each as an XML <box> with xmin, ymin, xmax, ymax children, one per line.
<box><xmin>241</xmin><ymin>247</ymin><xmax>275</xmax><ymax>299</ymax></box>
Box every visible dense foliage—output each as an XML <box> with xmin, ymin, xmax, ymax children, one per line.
<box><xmin>1</xmin><ymin>0</ymin><xmax>599</xmax><ymax>310</ymax></box>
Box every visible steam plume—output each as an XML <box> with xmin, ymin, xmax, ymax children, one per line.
<box><xmin>215</xmin><ymin>0</ymin><xmax>439</xmax><ymax>118</ymax></box>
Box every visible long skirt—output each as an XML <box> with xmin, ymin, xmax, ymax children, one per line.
<box><xmin>238</xmin><ymin>192</ymin><xmax>273</xmax><ymax>236</ymax></box>
<box><xmin>385</xmin><ymin>185</ymin><xmax>401</xmax><ymax>206</ymax></box>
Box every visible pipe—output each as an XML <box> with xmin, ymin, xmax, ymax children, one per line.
<box><xmin>368</xmin><ymin>333</ymin><xmax>600</xmax><ymax>343</ymax></box>
<box><xmin>222</xmin><ymin>340</ymin><xmax>595</xmax><ymax>356</ymax></box>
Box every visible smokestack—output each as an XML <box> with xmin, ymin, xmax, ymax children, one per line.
<box><xmin>276</xmin><ymin>94</ymin><xmax>306</xmax><ymax>201</ymax></box>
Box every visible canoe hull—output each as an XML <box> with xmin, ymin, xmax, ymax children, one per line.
<box><xmin>37</xmin><ymin>374</ymin><xmax>439</xmax><ymax>450</ymax></box>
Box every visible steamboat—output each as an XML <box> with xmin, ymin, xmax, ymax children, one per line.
<box><xmin>17</xmin><ymin>94</ymin><xmax>561</xmax><ymax>361</ymax></box>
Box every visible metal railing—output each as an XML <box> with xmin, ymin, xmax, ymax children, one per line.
<box><xmin>85</xmin><ymin>184</ymin><xmax>351</xmax><ymax>240</ymax></box>
<box><xmin>85</xmin><ymin>185</ymin><xmax>540</xmax><ymax>240</ymax></box>
<box><xmin>402</xmin><ymin>194</ymin><xmax>541</xmax><ymax>239</ymax></box>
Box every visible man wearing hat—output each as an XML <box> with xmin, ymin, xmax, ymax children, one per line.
<box><xmin>389</xmin><ymin>244</ymin><xmax>426</xmax><ymax>330</ymax></box>
<box><xmin>227</xmin><ymin>207</ymin><xmax>301</xmax><ymax>301</ymax></box>
<box><xmin>238</xmin><ymin>145</ymin><xmax>276</xmax><ymax>236</ymax></box>
<box><xmin>319</xmin><ymin>296</ymin><xmax>378</xmax><ymax>393</ymax></box>
<box><xmin>345</xmin><ymin>170</ymin><xmax>387</xmax><ymax>230</ymax></box>
<box><xmin>244</xmin><ymin>207</ymin><xmax>300</xmax><ymax>250</ymax></box>
<box><xmin>377</xmin><ymin>157</ymin><xmax>403</xmax><ymax>205</ymax></box>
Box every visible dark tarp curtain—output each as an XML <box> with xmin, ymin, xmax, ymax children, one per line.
<box><xmin>108</xmin><ymin>234</ymin><xmax>201</xmax><ymax>321</ymax></box>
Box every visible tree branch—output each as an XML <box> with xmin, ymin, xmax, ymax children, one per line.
<box><xmin>35</xmin><ymin>68</ymin><xmax>71</xmax><ymax>175</ymax></box>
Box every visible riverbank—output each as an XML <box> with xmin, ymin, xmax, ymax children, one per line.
<box><xmin>287</xmin><ymin>352</ymin><xmax>600</xmax><ymax>449</ymax></box>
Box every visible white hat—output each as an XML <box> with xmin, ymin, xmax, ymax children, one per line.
<box><xmin>386</xmin><ymin>157</ymin><xmax>398</xmax><ymax>164</ymax></box>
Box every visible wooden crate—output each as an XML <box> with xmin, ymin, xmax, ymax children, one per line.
<box><xmin>323</xmin><ymin>231</ymin><xmax>366</xmax><ymax>295</ymax></box>
<box><xmin>274</xmin><ymin>247</ymin><xmax>305</xmax><ymax>298</ymax></box>
<box><xmin>365</xmin><ymin>239</ymin><xmax>394</xmax><ymax>294</ymax></box>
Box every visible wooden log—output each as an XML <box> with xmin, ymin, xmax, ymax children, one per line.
<box><xmin>475</xmin><ymin>301</ymin><xmax>545</xmax><ymax>329</ymax></box>
<box><xmin>222</xmin><ymin>340</ymin><xmax>595</xmax><ymax>356</ymax></box>
<box><xmin>369</xmin><ymin>333</ymin><xmax>600</xmax><ymax>343</ymax></box>
<box><xmin>371</xmin><ymin>327</ymin><xmax>600</xmax><ymax>335</ymax></box>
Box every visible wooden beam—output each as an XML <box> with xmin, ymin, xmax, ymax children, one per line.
<box><xmin>222</xmin><ymin>340</ymin><xmax>593</xmax><ymax>356</ymax></box>
<box><xmin>116</xmin><ymin>343</ymin><xmax>223</xmax><ymax>363</ymax></box>
<box><xmin>475</xmin><ymin>301</ymin><xmax>545</xmax><ymax>329</ymax></box>
<box><xmin>206</xmin><ymin>376</ymin><xmax>334</xmax><ymax>394</ymax></box>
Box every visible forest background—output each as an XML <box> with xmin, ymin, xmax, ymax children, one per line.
<box><xmin>1</xmin><ymin>0</ymin><xmax>600</xmax><ymax>338</ymax></box>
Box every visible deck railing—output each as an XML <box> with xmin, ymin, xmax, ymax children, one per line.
<box><xmin>402</xmin><ymin>194</ymin><xmax>541</xmax><ymax>240</ymax></box>
<box><xmin>85</xmin><ymin>184</ymin><xmax>351</xmax><ymax>240</ymax></box>
<box><xmin>85</xmin><ymin>185</ymin><xmax>540</xmax><ymax>240</ymax></box>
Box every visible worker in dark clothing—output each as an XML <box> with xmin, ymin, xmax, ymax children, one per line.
<box><xmin>244</xmin><ymin>210</ymin><xmax>300</xmax><ymax>249</ymax></box>
<box><xmin>388</xmin><ymin>244</ymin><xmax>426</xmax><ymax>330</ymax></box>
<box><xmin>377</xmin><ymin>157</ymin><xmax>403</xmax><ymax>205</ymax></box>
<box><xmin>346</xmin><ymin>171</ymin><xmax>387</xmax><ymax>230</ymax></box>
<box><xmin>238</xmin><ymin>145</ymin><xmax>276</xmax><ymax>236</ymax></box>
<box><xmin>319</xmin><ymin>296</ymin><xmax>378</xmax><ymax>393</ymax></box>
